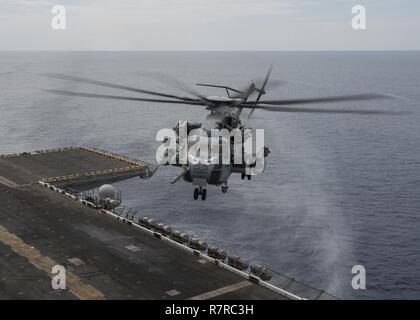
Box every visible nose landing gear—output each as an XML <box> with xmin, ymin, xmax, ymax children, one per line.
<box><xmin>193</xmin><ymin>187</ymin><xmax>207</xmax><ymax>200</ymax></box>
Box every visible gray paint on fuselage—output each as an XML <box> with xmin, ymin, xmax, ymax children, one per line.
<box><xmin>187</xmin><ymin>105</ymin><xmax>243</xmax><ymax>186</ymax></box>
<box><xmin>200</xmin><ymin>105</ymin><xmax>242</xmax><ymax>131</ymax></box>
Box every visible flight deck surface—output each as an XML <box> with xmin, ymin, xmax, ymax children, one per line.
<box><xmin>0</xmin><ymin>147</ymin><xmax>290</xmax><ymax>300</ymax></box>
<box><xmin>0</xmin><ymin>147</ymin><xmax>156</xmax><ymax>190</ymax></box>
<box><xmin>0</xmin><ymin>183</ymin><xmax>287</xmax><ymax>299</ymax></box>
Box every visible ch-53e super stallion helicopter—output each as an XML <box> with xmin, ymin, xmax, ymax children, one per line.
<box><xmin>45</xmin><ymin>67</ymin><xmax>392</xmax><ymax>200</ymax></box>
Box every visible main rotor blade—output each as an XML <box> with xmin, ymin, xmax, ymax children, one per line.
<box><xmin>141</xmin><ymin>72</ymin><xmax>208</xmax><ymax>101</ymax></box>
<box><xmin>244</xmin><ymin>93</ymin><xmax>391</xmax><ymax>106</ymax></box>
<box><xmin>239</xmin><ymin>104</ymin><xmax>401</xmax><ymax>115</ymax></box>
<box><xmin>43</xmin><ymin>73</ymin><xmax>199</xmax><ymax>102</ymax></box>
<box><xmin>45</xmin><ymin>89</ymin><xmax>205</xmax><ymax>106</ymax></box>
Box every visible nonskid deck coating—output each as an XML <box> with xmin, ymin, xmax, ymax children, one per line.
<box><xmin>0</xmin><ymin>183</ymin><xmax>286</xmax><ymax>299</ymax></box>
<box><xmin>0</xmin><ymin>148</ymin><xmax>287</xmax><ymax>300</ymax></box>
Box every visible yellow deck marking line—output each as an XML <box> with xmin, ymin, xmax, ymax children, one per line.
<box><xmin>81</xmin><ymin>147</ymin><xmax>146</xmax><ymax>167</ymax></box>
<box><xmin>1</xmin><ymin>147</ymin><xmax>147</xmax><ymax>185</ymax></box>
<box><xmin>42</xmin><ymin>165</ymin><xmax>144</xmax><ymax>183</ymax></box>
<box><xmin>188</xmin><ymin>280</ymin><xmax>252</xmax><ymax>300</ymax></box>
<box><xmin>0</xmin><ymin>225</ymin><xmax>106</xmax><ymax>300</ymax></box>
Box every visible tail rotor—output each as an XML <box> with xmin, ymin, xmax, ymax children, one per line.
<box><xmin>248</xmin><ymin>65</ymin><xmax>272</xmax><ymax>119</ymax></box>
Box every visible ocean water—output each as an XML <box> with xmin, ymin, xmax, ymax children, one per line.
<box><xmin>0</xmin><ymin>51</ymin><xmax>419</xmax><ymax>299</ymax></box>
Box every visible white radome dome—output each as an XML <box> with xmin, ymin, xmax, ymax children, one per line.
<box><xmin>98</xmin><ymin>184</ymin><xmax>117</xmax><ymax>200</ymax></box>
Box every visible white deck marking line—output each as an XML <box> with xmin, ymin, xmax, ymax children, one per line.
<box><xmin>0</xmin><ymin>225</ymin><xmax>106</xmax><ymax>300</ymax></box>
<box><xmin>125</xmin><ymin>244</ymin><xmax>141</xmax><ymax>252</ymax></box>
<box><xmin>0</xmin><ymin>159</ymin><xmax>42</xmax><ymax>179</ymax></box>
<box><xmin>188</xmin><ymin>280</ymin><xmax>252</xmax><ymax>300</ymax></box>
<box><xmin>0</xmin><ymin>176</ymin><xmax>21</xmax><ymax>189</ymax></box>
<box><xmin>68</xmin><ymin>257</ymin><xmax>85</xmax><ymax>267</ymax></box>
<box><xmin>166</xmin><ymin>289</ymin><xmax>181</xmax><ymax>296</ymax></box>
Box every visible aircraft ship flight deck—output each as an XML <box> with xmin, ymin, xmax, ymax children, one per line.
<box><xmin>0</xmin><ymin>147</ymin><xmax>337</xmax><ymax>300</ymax></box>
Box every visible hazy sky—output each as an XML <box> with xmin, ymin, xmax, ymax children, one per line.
<box><xmin>1</xmin><ymin>0</ymin><xmax>419</xmax><ymax>50</ymax></box>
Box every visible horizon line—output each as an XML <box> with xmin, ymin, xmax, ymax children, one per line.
<box><xmin>1</xmin><ymin>49</ymin><xmax>419</xmax><ymax>52</ymax></box>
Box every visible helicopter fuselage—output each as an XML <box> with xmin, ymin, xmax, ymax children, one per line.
<box><xmin>44</xmin><ymin>67</ymin><xmax>389</xmax><ymax>201</ymax></box>
<box><xmin>169</xmin><ymin>103</ymin><xmax>267</xmax><ymax>199</ymax></box>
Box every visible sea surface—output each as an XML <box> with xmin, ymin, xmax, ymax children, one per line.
<box><xmin>0</xmin><ymin>51</ymin><xmax>419</xmax><ymax>299</ymax></box>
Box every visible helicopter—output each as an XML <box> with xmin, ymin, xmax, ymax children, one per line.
<box><xmin>45</xmin><ymin>67</ymin><xmax>393</xmax><ymax>200</ymax></box>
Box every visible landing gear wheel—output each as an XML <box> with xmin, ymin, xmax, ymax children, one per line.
<box><xmin>247</xmin><ymin>175</ymin><xmax>251</xmax><ymax>181</ymax></box>
<box><xmin>221</xmin><ymin>186</ymin><xmax>228</xmax><ymax>193</ymax></box>
<box><xmin>201</xmin><ymin>189</ymin><xmax>207</xmax><ymax>201</ymax></box>
<box><xmin>241</xmin><ymin>173</ymin><xmax>245</xmax><ymax>180</ymax></box>
<box><xmin>193</xmin><ymin>188</ymin><xmax>199</xmax><ymax>200</ymax></box>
